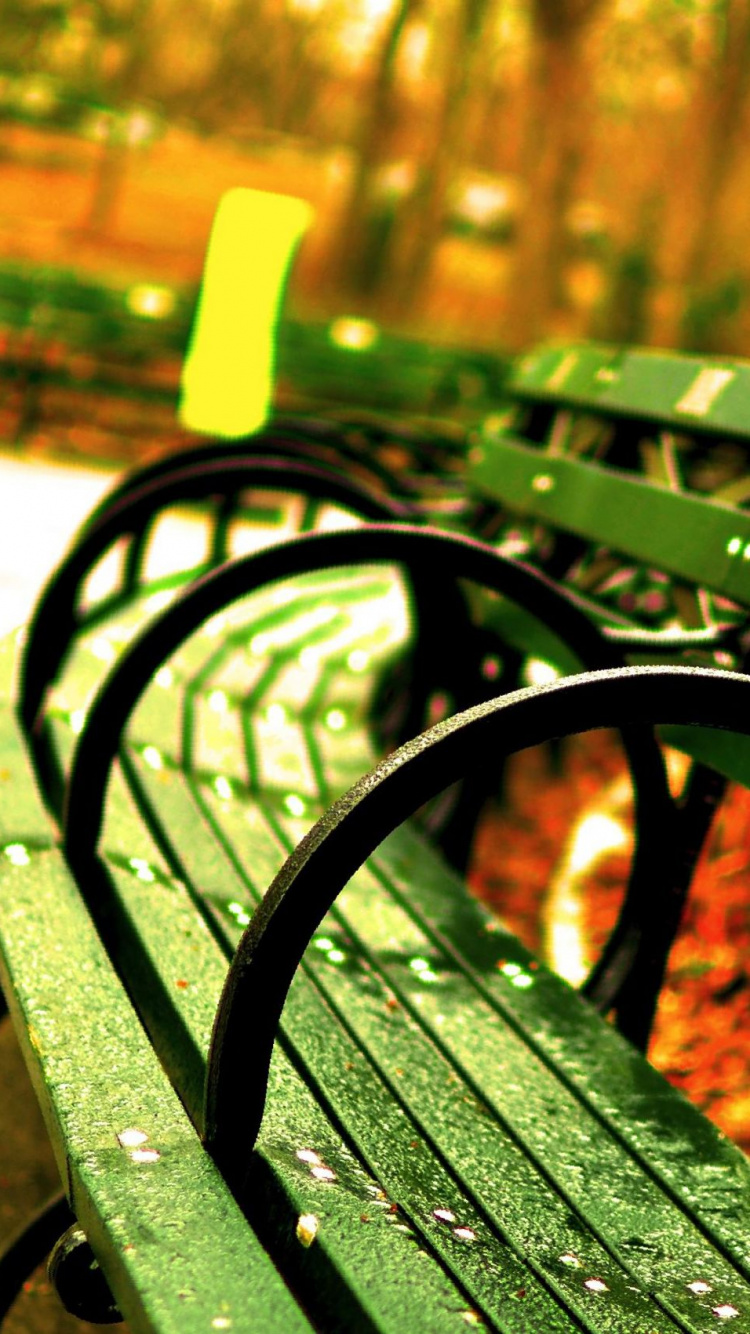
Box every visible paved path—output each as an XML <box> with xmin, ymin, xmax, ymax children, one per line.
<box><xmin>0</xmin><ymin>451</ymin><xmax>119</xmax><ymax>636</ymax></box>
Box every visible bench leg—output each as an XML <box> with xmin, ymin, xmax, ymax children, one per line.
<box><xmin>0</xmin><ymin>1190</ymin><xmax>72</xmax><ymax>1323</ymax></box>
<box><xmin>614</xmin><ymin>760</ymin><xmax>730</xmax><ymax>1049</ymax></box>
<box><xmin>47</xmin><ymin>1221</ymin><xmax>123</xmax><ymax>1324</ymax></box>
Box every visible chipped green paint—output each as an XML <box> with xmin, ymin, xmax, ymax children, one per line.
<box><xmin>510</xmin><ymin>342</ymin><xmax>750</xmax><ymax>436</ymax></box>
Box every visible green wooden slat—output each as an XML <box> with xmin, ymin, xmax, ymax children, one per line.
<box><xmin>19</xmin><ymin>466</ymin><xmax>750</xmax><ymax>1334</ymax></box>
<box><xmin>103</xmin><ymin>752</ymin><xmax>570</xmax><ymax>1333</ymax></box>
<box><xmin>470</xmin><ymin>431</ymin><xmax>750</xmax><ymax>776</ymax></box>
<box><xmin>471</xmin><ymin>435</ymin><xmax>750</xmax><ymax>603</ymax></box>
<box><xmin>598</xmin><ymin>349</ymin><xmax>744</xmax><ymax>430</ymax></box>
<box><xmin>510</xmin><ymin>344</ymin><xmax>620</xmax><ymax>404</ymax></box>
<box><xmin>376</xmin><ymin>820</ymin><xmax>750</xmax><ymax>1273</ymax></box>
<box><xmin>270</xmin><ymin>931</ymin><xmax>657</xmax><ymax>1334</ymax></box>
<box><xmin>0</xmin><ymin>655</ymin><xmax>314</xmax><ymax>1334</ymax></box>
<box><xmin>75</xmin><ymin>564</ymin><xmax>595</xmax><ymax>1334</ymax></box>
<box><xmin>53</xmin><ymin>731</ymin><xmax>493</xmax><ymax>1331</ymax></box>
<box><xmin>196</xmin><ymin>774</ymin><xmax>743</xmax><ymax>1333</ymax></box>
<box><xmin>312</xmin><ymin>712</ymin><xmax>380</xmax><ymax>799</ymax></box>
<box><xmin>118</xmin><ymin>658</ymin><xmax>750</xmax><ymax>1334</ymax></box>
<box><xmin>282</xmin><ymin>834</ymin><xmax>750</xmax><ymax>1332</ymax></box>
<box><xmin>0</xmin><ymin>850</ymin><xmax>314</xmax><ymax>1334</ymax></box>
<box><xmin>117</xmin><ymin>709</ymin><xmax>591</xmax><ymax>1331</ymax></box>
<box><xmin>42</xmin><ymin>565</ymin><xmax>406</xmax><ymax>803</ymax></box>
<box><xmin>509</xmin><ymin>343</ymin><xmax>750</xmax><ymax>437</ymax></box>
<box><xmin>16</xmin><ymin>632</ymin><xmax>741</xmax><ymax>1334</ymax></box>
<box><xmin>192</xmin><ymin>695</ymin><xmax>254</xmax><ymax>786</ymax></box>
<box><xmin>121</xmin><ymin>755</ymin><xmax>656</xmax><ymax>1332</ymax></box>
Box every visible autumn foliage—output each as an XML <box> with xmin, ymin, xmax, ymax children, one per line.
<box><xmin>3</xmin><ymin>1</ymin><xmax>750</xmax><ymax>358</ymax></box>
<box><xmin>470</xmin><ymin>733</ymin><xmax>750</xmax><ymax>1154</ymax></box>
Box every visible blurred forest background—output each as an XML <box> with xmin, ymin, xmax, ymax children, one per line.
<box><xmin>1</xmin><ymin>0</ymin><xmax>750</xmax><ymax>456</ymax></box>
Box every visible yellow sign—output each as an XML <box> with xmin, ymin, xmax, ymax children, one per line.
<box><xmin>180</xmin><ymin>188</ymin><xmax>314</xmax><ymax>437</ymax></box>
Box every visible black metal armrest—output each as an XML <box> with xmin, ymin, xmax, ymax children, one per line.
<box><xmin>59</xmin><ymin>419</ymin><xmax>423</xmax><ymax>530</ymax></box>
<box><xmin>203</xmin><ymin>662</ymin><xmax>750</xmax><ymax>1189</ymax></box>
<box><xmin>62</xmin><ymin>523</ymin><xmax>673</xmax><ymax>1032</ymax></box>
<box><xmin>20</xmin><ymin>452</ymin><xmax>410</xmax><ymax>737</ymax></box>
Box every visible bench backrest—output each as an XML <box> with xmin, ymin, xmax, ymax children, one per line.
<box><xmin>473</xmin><ymin>342</ymin><xmax>750</xmax><ymax>604</ymax></box>
<box><xmin>470</xmin><ymin>343</ymin><xmax>750</xmax><ymax>778</ymax></box>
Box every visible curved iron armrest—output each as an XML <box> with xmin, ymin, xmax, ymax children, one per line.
<box><xmin>20</xmin><ymin>451</ymin><xmax>411</xmax><ymax>739</ymax></box>
<box><xmin>63</xmin><ymin>523</ymin><xmax>672</xmax><ymax>1029</ymax></box>
<box><xmin>66</xmin><ymin>415</ymin><xmax>439</xmax><ymax>538</ymax></box>
<box><xmin>267</xmin><ymin>413</ymin><xmax>466</xmax><ymax>501</ymax></box>
<box><xmin>203</xmin><ymin>663</ymin><xmax>750</xmax><ymax>1190</ymax></box>
<box><xmin>270</xmin><ymin>412</ymin><xmax>473</xmax><ymax>511</ymax></box>
<box><xmin>0</xmin><ymin>1192</ymin><xmax>74</xmax><ymax>1324</ymax></box>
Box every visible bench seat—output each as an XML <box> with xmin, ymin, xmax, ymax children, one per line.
<box><xmin>3</xmin><ymin>394</ymin><xmax>750</xmax><ymax>1327</ymax></box>
<box><xmin>0</xmin><ymin>637</ymin><xmax>315</xmax><ymax>1334</ymax></box>
<box><xmin>5</xmin><ymin>525</ymin><xmax>750</xmax><ymax>1330</ymax></box>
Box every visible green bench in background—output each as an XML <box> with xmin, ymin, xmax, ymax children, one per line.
<box><xmin>468</xmin><ymin>341</ymin><xmax>750</xmax><ymax>1044</ymax></box>
<box><xmin>2</xmin><ymin>368</ymin><xmax>750</xmax><ymax>1329</ymax></box>
<box><xmin>0</xmin><ymin>256</ymin><xmax>505</xmax><ymax>456</ymax></box>
<box><xmin>470</xmin><ymin>341</ymin><xmax>750</xmax><ymax>647</ymax></box>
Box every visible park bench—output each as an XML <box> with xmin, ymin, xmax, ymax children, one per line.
<box><xmin>16</xmin><ymin>415</ymin><xmax>670</xmax><ymax>978</ymax></box>
<box><xmin>0</xmin><ymin>252</ymin><xmax>504</xmax><ymax>458</ymax></box>
<box><xmin>2</xmin><ymin>394</ymin><xmax>750</xmax><ymax>1331</ymax></box>
<box><xmin>467</xmin><ymin>342</ymin><xmax>750</xmax><ymax>1042</ymax></box>
<box><xmin>468</xmin><ymin>341</ymin><xmax>750</xmax><ymax>664</ymax></box>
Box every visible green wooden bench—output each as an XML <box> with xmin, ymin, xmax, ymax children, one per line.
<box><xmin>469</xmin><ymin>341</ymin><xmax>750</xmax><ymax>657</ymax></box>
<box><xmin>3</xmin><ymin>397</ymin><xmax>750</xmax><ymax>1329</ymax></box>
<box><xmin>17</xmin><ymin>423</ymin><xmax>672</xmax><ymax>1004</ymax></box>
<box><xmin>467</xmin><ymin>341</ymin><xmax>750</xmax><ymax>1039</ymax></box>
<box><xmin>0</xmin><ymin>250</ymin><xmax>504</xmax><ymax>453</ymax></box>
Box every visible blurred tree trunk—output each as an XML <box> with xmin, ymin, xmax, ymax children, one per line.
<box><xmin>382</xmin><ymin>0</ymin><xmax>497</xmax><ymax>316</ymax></box>
<box><xmin>473</xmin><ymin>79</ymin><xmax>511</xmax><ymax>174</ymax></box>
<box><xmin>263</xmin><ymin>0</ymin><xmax>320</xmax><ymax>135</ymax></box>
<box><xmin>88</xmin><ymin>136</ymin><xmax>129</xmax><ymax>231</ymax></box>
<box><xmin>596</xmin><ymin>194</ymin><xmax>660</xmax><ymax>346</ymax></box>
<box><xmin>503</xmin><ymin>0</ymin><xmax>607</xmax><ymax>350</ymax></box>
<box><xmin>86</xmin><ymin>0</ymin><xmax>153</xmax><ymax>232</ymax></box>
<box><xmin>333</xmin><ymin>0</ymin><xmax>421</xmax><ymax>298</ymax></box>
<box><xmin>188</xmin><ymin>3</ymin><xmax>280</xmax><ymax>133</ymax></box>
<box><xmin>652</xmin><ymin>0</ymin><xmax>750</xmax><ymax>347</ymax></box>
